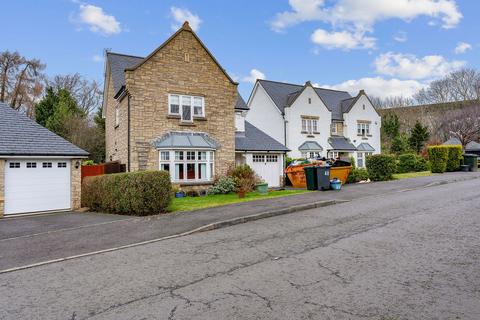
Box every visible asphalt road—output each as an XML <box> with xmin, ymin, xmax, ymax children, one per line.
<box><xmin>1</xmin><ymin>178</ymin><xmax>479</xmax><ymax>319</ymax></box>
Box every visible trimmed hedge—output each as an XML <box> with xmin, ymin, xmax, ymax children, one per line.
<box><xmin>346</xmin><ymin>168</ymin><xmax>369</xmax><ymax>183</ymax></box>
<box><xmin>82</xmin><ymin>170</ymin><xmax>172</xmax><ymax>216</ymax></box>
<box><xmin>366</xmin><ymin>154</ymin><xmax>397</xmax><ymax>181</ymax></box>
<box><xmin>427</xmin><ymin>146</ymin><xmax>449</xmax><ymax>173</ymax></box>
<box><xmin>446</xmin><ymin>145</ymin><xmax>463</xmax><ymax>172</ymax></box>
<box><xmin>397</xmin><ymin>153</ymin><xmax>430</xmax><ymax>173</ymax></box>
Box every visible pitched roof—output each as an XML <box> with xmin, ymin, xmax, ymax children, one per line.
<box><xmin>235</xmin><ymin>121</ymin><xmax>289</xmax><ymax>152</ymax></box>
<box><xmin>466</xmin><ymin>141</ymin><xmax>480</xmax><ymax>151</ymax></box>
<box><xmin>235</xmin><ymin>95</ymin><xmax>249</xmax><ymax>110</ymax></box>
<box><xmin>0</xmin><ymin>103</ymin><xmax>89</xmax><ymax>157</ymax></box>
<box><xmin>443</xmin><ymin>137</ymin><xmax>462</xmax><ymax>145</ymax></box>
<box><xmin>328</xmin><ymin>136</ymin><xmax>357</xmax><ymax>151</ymax></box>
<box><xmin>153</xmin><ymin>131</ymin><xmax>220</xmax><ymax>150</ymax></box>
<box><xmin>356</xmin><ymin>142</ymin><xmax>375</xmax><ymax>152</ymax></box>
<box><xmin>106</xmin><ymin>22</ymin><xmax>237</xmax><ymax>98</ymax></box>
<box><xmin>106</xmin><ymin>52</ymin><xmax>144</xmax><ymax>95</ymax></box>
<box><xmin>298</xmin><ymin>141</ymin><xmax>323</xmax><ymax>151</ymax></box>
<box><xmin>258</xmin><ymin>79</ymin><xmax>352</xmax><ymax>120</ymax></box>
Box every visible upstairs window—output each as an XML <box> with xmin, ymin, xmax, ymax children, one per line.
<box><xmin>301</xmin><ymin>117</ymin><xmax>319</xmax><ymax>135</ymax></box>
<box><xmin>169</xmin><ymin>94</ymin><xmax>205</xmax><ymax>121</ymax></box>
<box><xmin>357</xmin><ymin>122</ymin><xmax>371</xmax><ymax>136</ymax></box>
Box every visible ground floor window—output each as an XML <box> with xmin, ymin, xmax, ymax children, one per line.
<box><xmin>159</xmin><ymin>150</ymin><xmax>214</xmax><ymax>183</ymax></box>
<box><xmin>301</xmin><ymin>152</ymin><xmax>321</xmax><ymax>159</ymax></box>
<box><xmin>357</xmin><ymin>152</ymin><xmax>373</xmax><ymax>168</ymax></box>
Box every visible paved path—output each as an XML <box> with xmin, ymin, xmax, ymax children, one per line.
<box><xmin>0</xmin><ymin>172</ymin><xmax>479</xmax><ymax>271</ymax></box>
<box><xmin>1</xmin><ymin>174</ymin><xmax>479</xmax><ymax>319</ymax></box>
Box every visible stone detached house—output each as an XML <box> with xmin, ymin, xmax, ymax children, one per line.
<box><xmin>246</xmin><ymin>80</ymin><xmax>381</xmax><ymax>167</ymax></box>
<box><xmin>103</xmin><ymin>22</ymin><xmax>288</xmax><ymax>188</ymax></box>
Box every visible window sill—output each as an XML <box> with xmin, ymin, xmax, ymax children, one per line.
<box><xmin>179</xmin><ymin>122</ymin><xmax>196</xmax><ymax>127</ymax></box>
<box><xmin>167</xmin><ymin>114</ymin><xmax>181</xmax><ymax>119</ymax></box>
<box><xmin>176</xmin><ymin>181</ymin><xmax>214</xmax><ymax>186</ymax></box>
<box><xmin>193</xmin><ymin>116</ymin><xmax>207</xmax><ymax>121</ymax></box>
<box><xmin>306</xmin><ymin>134</ymin><xmax>315</xmax><ymax>138</ymax></box>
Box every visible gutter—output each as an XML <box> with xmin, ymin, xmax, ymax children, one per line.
<box><xmin>127</xmin><ymin>94</ymin><xmax>131</xmax><ymax>172</ymax></box>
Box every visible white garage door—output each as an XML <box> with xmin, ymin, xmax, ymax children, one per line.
<box><xmin>4</xmin><ymin>159</ymin><xmax>71</xmax><ymax>215</ymax></box>
<box><xmin>251</xmin><ymin>154</ymin><xmax>282</xmax><ymax>187</ymax></box>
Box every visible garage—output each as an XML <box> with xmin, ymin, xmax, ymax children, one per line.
<box><xmin>4</xmin><ymin>160</ymin><xmax>72</xmax><ymax>215</ymax></box>
<box><xmin>0</xmin><ymin>102</ymin><xmax>88</xmax><ymax>217</ymax></box>
<box><xmin>250</xmin><ymin>154</ymin><xmax>283</xmax><ymax>187</ymax></box>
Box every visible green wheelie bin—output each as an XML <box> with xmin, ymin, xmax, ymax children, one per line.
<box><xmin>304</xmin><ymin>166</ymin><xmax>318</xmax><ymax>190</ymax></box>
<box><xmin>463</xmin><ymin>154</ymin><xmax>478</xmax><ymax>172</ymax></box>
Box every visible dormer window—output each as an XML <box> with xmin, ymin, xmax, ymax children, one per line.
<box><xmin>169</xmin><ymin>94</ymin><xmax>204</xmax><ymax>122</ymax></box>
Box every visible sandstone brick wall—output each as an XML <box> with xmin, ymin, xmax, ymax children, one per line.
<box><xmin>125</xmin><ymin>28</ymin><xmax>237</xmax><ymax>178</ymax></box>
<box><xmin>105</xmin><ymin>72</ymin><xmax>129</xmax><ymax>166</ymax></box>
<box><xmin>70</xmin><ymin>159</ymin><xmax>82</xmax><ymax>210</ymax></box>
<box><xmin>0</xmin><ymin>160</ymin><xmax>4</xmax><ymax>217</ymax></box>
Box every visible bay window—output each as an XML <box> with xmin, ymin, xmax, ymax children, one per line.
<box><xmin>159</xmin><ymin>150</ymin><xmax>214</xmax><ymax>183</ymax></box>
<box><xmin>169</xmin><ymin>94</ymin><xmax>205</xmax><ymax>121</ymax></box>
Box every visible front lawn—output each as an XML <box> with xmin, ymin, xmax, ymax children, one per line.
<box><xmin>168</xmin><ymin>190</ymin><xmax>310</xmax><ymax>212</ymax></box>
<box><xmin>393</xmin><ymin>171</ymin><xmax>433</xmax><ymax>180</ymax></box>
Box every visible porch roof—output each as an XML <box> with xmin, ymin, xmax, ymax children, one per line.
<box><xmin>328</xmin><ymin>137</ymin><xmax>357</xmax><ymax>151</ymax></box>
<box><xmin>298</xmin><ymin>141</ymin><xmax>323</xmax><ymax>151</ymax></box>
<box><xmin>356</xmin><ymin>142</ymin><xmax>375</xmax><ymax>152</ymax></box>
<box><xmin>153</xmin><ymin>132</ymin><xmax>220</xmax><ymax>150</ymax></box>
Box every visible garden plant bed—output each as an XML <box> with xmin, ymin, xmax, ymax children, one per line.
<box><xmin>168</xmin><ymin>190</ymin><xmax>310</xmax><ymax>212</ymax></box>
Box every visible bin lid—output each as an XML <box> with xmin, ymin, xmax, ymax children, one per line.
<box><xmin>463</xmin><ymin>153</ymin><xmax>478</xmax><ymax>157</ymax></box>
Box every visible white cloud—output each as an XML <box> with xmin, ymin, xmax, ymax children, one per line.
<box><xmin>92</xmin><ymin>54</ymin><xmax>103</xmax><ymax>63</ymax></box>
<box><xmin>170</xmin><ymin>7</ymin><xmax>202</xmax><ymax>32</ymax></box>
<box><xmin>454</xmin><ymin>42</ymin><xmax>472</xmax><ymax>54</ymax></box>
<box><xmin>393</xmin><ymin>31</ymin><xmax>407</xmax><ymax>42</ymax></box>
<box><xmin>77</xmin><ymin>4</ymin><xmax>121</xmax><ymax>35</ymax></box>
<box><xmin>374</xmin><ymin>52</ymin><xmax>465</xmax><ymax>79</ymax></box>
<box><xmin>311</xmin><ymin>29</ymin><xmax>376</xmax><ymax>50</ymax></box>
<box><xmin>322</xmin><ymin>77</ymin><xmax>426</xmax><ymax>98</ymax></box>
<box><xmin>271</xmin><ymin>0</ymin><xmax>462</xmax><ymax>32</ymax></box>
<box><xmin>242</xmin><ymin>69</ymin><xmax>266</xmax><ymax>84</ymax></box>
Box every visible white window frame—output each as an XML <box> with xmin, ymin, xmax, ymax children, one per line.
<box><xmin>159</xmin><ymin>150</ymin><xmax>214</xmax><ymax>183</ymax></box>
<box><xmin>357</xmin><ymin>122</ymin><xmax>371</xmax><ymax>136</ymax></box>
<box><xmin>301</xmin><ymin>118</ymin><xmax>319</xmax><ymax>134</ymax></box>
<box><xmin>169</xmin><ymin>94</ymin><xmax>205</xmax><ymax>121</ymax></box>
<box><xmin>331</xmin><ymin>123</ymin><xmax>337</xmax><ymax>135</ymax></box>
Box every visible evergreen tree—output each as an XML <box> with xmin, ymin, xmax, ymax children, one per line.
<box><xmin>382</xmin><ymin>112</ymin><xmax>400</xmax><ymax>140</ymax></box>
<box><xmin>391</xmin><ymin>134</ymin><xmax>411</xmax><ymax>154</ymax></box>
<box><xmin>409</xmin><ymin>121</ymin><xmax>430</xmax><ymax>154</ymax></box>
<box><xmin>35</xmin><ymin>87</ymin><xmax>58</xmax><ymax>127</ymax></box>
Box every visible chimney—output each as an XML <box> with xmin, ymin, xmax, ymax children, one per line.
<box><xmin>182</xmin><ymin>21</ymin><xmax>192</xmax><ymax>31</ymax></box>
<box><xmin>359</xmin><ymin>89</ymin><xmax>365</xmax><ymax>95</ymax></box>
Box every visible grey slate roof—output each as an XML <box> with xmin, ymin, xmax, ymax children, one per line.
<box><xmin>258</xmin><ymin>80</ymin><xmax>352</xmax><ymax>120</ymax></box>
<box><xmin>356</xmin><ymin>142</ymin><xmax>375</xmax><ymax>152</ymax></box>
<box><xmin>106</xmin><ymin>52</ymin><xmax>144</xmax><ymax>95</ymax></box>
<box><xmin>466</xmin><ymin>141</ymin><xmax>480</xmax><ymax>151</ymax></box>
<box><xmin>298</xmin><ymin>141</ymin><xmax>323</xmax><ymax>151</ymax></box>
<box><xmin>328</xmin><ymin>136</ymin><xmax>357</xmax><ymax>151</ymax></box>
<box><xmin>235</xmin><ymin>121</ymin><xmax>289</xmax><ymax>152</ymax></box>
<box><xmin>443</xmin><ymin>137</ymin><xmax>462</xmax><ymax>145</ymax></box>
<box><xmin>235</xmin><ymin>95</ymin><xmax>249</xmax><ymax>110</ymax></box>
<box><xmin>0</xmin><ymin>103</ymin><xmax>89</xmax><ymax>157</ymax></box>
<box><xmin>153</xmin><ymin>131</ymin><xmax>220</xmax><ymax>149</ymax></box>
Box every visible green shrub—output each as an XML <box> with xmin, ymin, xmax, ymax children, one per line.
<box><xmin>82</xmin><ymin>171</ymin><xmax>172</xmax><ymax>216</ymax></box>
<box><xmin>82</xmin><ymin>160</ymin><xmax>95</xmax><ymax>166</ymax></box>
<box><xmin>207</xmin><ymin>176</ymin><xmax>236</xmax><ymax>195</ymax></box>
<box><xmin>446</xmin><ymin>145</ymin><xmax>463</xmax><ymax>172</ymax></box>
<box><xmin>366</xmin><ymin>154</ymin><xmax>397</xmax><ymax>181</ymax></box>
<box><xmin>346</xmin><ymin>168</ymin><xmax>369</xmax><ymax>183</ymax></box>
<box><xmin>397</xmin><ymin>153</ymin><xmax>417</xmax><ymax>173</ymax></box>
<box><xmin>390</xmin><ymin>134</ymin><xmax>411</xmax><ymax>155</ymax></box>
<box><xmin>228</xmin><ymin>164</ymin><xmax>259</xmax><ymax>192</ymax></box>
<box><xmin>427</xmin><ymin>146</ymin><xmax>449</xmax><ymax>173</ymax></box>
<box><xmin>414</xmin><ymin>157</ymin><xmax>430</xmax><ymax>172</ymax></box>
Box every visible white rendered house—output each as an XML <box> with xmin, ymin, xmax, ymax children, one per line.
<box><xmin>246</xmin><ymin>80</ymin><xmax>381</xmax><ymax>167</ymax></box>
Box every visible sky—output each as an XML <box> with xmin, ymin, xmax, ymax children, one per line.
<box><xmin>1</xmin><ymin>0</ymin><xmax>479</xmax><ymax>100</ymax></box>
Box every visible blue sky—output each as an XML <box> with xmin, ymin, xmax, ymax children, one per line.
<box><xmin>1</xmin><ymin>0</ymin><xmax>478</xmax><ymax>100</ymax></box>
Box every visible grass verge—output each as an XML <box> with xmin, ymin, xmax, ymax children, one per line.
<box><xmin>393</xmin><ymin>171</ymin><xmax>433</xmax><ymax>180</ymax></box>
<box><xmin>168</xmin><ymin>190</ymin><xmax>310</xmax><ymax>213</ymax></box>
